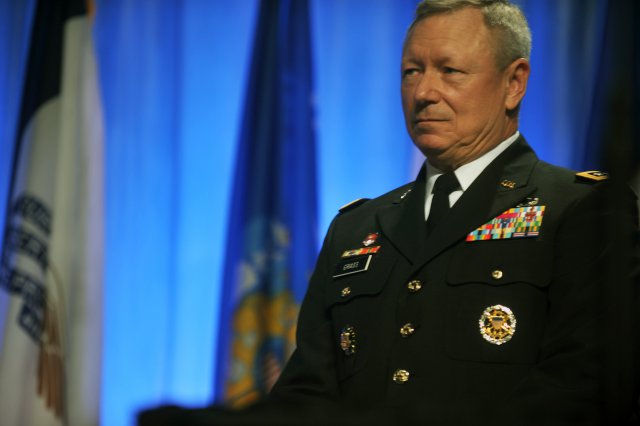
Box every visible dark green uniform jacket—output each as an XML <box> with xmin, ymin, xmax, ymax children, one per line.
<box><xmin>270</xmin><ymin>136</ymin><xmax>639</xmax><ymax>425</ymax></box>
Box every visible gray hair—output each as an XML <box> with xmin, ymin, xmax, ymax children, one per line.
<box><xmin>408</xmin><ymin>0</ymin><xmax>532</xmax><ymax>69</ymax></box>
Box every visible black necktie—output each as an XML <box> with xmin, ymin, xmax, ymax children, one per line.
<box><xmin>426</xmin><ymin>172</ymin><xmax>460</xmax><ymax>236</ymax></box>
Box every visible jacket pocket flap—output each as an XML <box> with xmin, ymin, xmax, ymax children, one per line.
<box><xmin>326</xmin><ymin>254</ymin><xmax>396</xmax><ymax>307</ymax></box>
<box><xmin>447</xmin><ymin>239</ymin><xmax>552</xmax><ymax>287</ymax></box>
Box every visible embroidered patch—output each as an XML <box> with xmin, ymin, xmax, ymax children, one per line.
<box><xmin>466</xmin><ymin>206</ymin><xmax>546</xmax><ymax>241</ymax></box>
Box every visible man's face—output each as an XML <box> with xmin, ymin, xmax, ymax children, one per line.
<box><xmin>401</xmin><ymin>7</ymin><xmax>515</xmax><ymax>169</ymax></box>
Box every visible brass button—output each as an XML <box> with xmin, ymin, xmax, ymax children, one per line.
<box><xmin>341</xmin><ymin>287</ymin><xmax>351</xmax><ymax>297</ymax></box>
<box><xmin>400</xmin><ymin>323</ymin><xmax>415</xmax><ymax>337</ymax></box>
<box><xmin>407</xmin><ymin>280</ymin><xmax>422</xmax><ymax>293</ymax></box>
<box><xmin>392</xmin><ymin>369</ymin><xmax>410</xmax><ymax>384</ymax></box>
<box><xmin>491</xmin><ymin>270</ymin><xmax>503</xmax><ymax>280</ymax></box>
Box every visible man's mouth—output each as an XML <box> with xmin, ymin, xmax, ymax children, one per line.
<box><xmin>414</xmin><ymin>117</ymin><xmax>447</xmax><ymax>123</ymax></box>
<box><xmin>413</xmin><ymin>118</ymin><xmax>448</xmax><ymax>128</ymax></box>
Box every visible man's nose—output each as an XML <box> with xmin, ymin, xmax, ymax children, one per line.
<box><xmin>414</xmin><ymin>72</ymin><xmax>442</xmax><ymax>105</ymax></box>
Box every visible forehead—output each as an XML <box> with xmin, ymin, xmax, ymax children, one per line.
<box><xmin>403</xmin><ymin>7</ymin><xmax>493</xmax><ymax>58</ymax></box>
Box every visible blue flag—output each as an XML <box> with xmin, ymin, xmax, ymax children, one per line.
<box><xmin>215</xmin><ymin>0</ymin><xmax>318</xmax><ymax>408</ymax></box>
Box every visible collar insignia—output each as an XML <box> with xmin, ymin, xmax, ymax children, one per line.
<box><xmin>500</xmin><ymin>179</ymin><xmax>517</xmax><ymax>189</ymax></box>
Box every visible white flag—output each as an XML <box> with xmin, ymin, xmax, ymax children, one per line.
<box><xmin>0</xmin><ymin>0</ymin><xmax>104</xmax><ymax>425</ymax></box>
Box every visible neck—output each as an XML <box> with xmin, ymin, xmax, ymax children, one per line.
<box><xmin>427</xmin><ymin>121</ymin><xmax>518</xmax><ymax>172</ymax></box>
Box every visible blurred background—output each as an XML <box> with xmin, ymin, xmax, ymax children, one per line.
<box><xmin>0</xmin><ymin>0</ymin><xmax>637</xmax><ymax>425</ymax></box>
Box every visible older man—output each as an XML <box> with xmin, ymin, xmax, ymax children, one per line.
<box><xmin>269</xmin><ymin>0</ymin><xmax>639</xmax><ymax>424</ymax></box>
<box><xmin>138</xmin><ymin>1</ymin><xmax>638</xmax><ymax>425</ymax></box>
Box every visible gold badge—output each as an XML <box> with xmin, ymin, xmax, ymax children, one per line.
<box><xmin>340</xmin><ymin>325</ymin><xmax>356</xmax><ymax>356</ymax></box>
<box><xmin>479</xmin><ymin>305</ymin><xmax>516</xmax><ymax>345</ymax></box>
<box><xmin>500</xmin><ymin>179</ymin><xmax>517</xmax><ymax>189</ymax></box>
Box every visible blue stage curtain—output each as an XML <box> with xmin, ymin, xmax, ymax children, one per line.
<box><xmin>311</xmin><ymin>0</ymin><xmax>420</xmax><ymax>234</ymax></box>
<box><xmin>0</xmin><ymin>0</ymin><xmax>36</xmax><ymax>266</ymax></box>
<box><xmin>0</xmin><ymin>1</ymin><xmax>635</xmax><ymax>425</ymax></box>
<box><xmin>515</xmin><ymin>0</ymin><xmax>609</xmax><ymax>168</ymax></box>
<box><xmin>93</xmin><ymin>1</ymin><xmax>258</xmax><ymax>425</ymax></box>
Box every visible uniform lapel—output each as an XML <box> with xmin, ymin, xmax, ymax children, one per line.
<box><xmin>378</xmin><ymin>137</ymin><xmax>540</xmax><ymax>272</ymax></box>
<box><xmin>376</xmin><ymin>166</ymin><xmax>427</xmax><ymax>265</ymax></box>
<box><xmin>418</xmin><ymin>137</ymin><xmax>540</xmax><ymax>269</ymax></box>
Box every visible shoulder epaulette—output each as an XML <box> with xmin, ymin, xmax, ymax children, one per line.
<box><xmin>339</xmin><ymin>198</ymin><xmax>370</xmax><ymax>214</ymax></box>
<box><xmin>576</xmin><ymin>170</ymin><xmax>609</xmax><ymax>182</ymax></box>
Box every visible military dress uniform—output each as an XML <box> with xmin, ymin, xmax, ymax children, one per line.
<box><xmin>270</xmin><ymin>136</ymin><xmax>639</xmax><ymax>425</ymax></box>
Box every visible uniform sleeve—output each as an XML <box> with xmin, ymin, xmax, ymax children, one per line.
<box><xmin>500</xmin><ymin>182</ymin><xmax>640</xmax><ymax>425</ymax></box>
<box><xmin>269</xmin><ymin>217</ymin><xmax>341</xmax><ymax>404</ymax></box>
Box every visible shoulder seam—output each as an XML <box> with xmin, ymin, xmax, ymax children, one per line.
<box><xmin>338</xmin><ymin>198</ymin><xmax>370</xmax><ymax>214</ymax></box>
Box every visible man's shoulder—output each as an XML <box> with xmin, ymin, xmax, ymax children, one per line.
<box><xmin>533</xmin><ymin>161</ymin><xmax>611</xmax><ymax>191</ymax></box>
<box><xmin>531</xmin><ymin>161</ymin><xmax>638</xmax><ymax>210</ymax></box>
<box><xmin>337</xmin><ymin>181</ymin><xmax>414</xmax><ymax>217</ymax></box>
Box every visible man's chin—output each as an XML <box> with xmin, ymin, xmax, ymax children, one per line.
<box><xmin>411</xmin><ymin>135</ymin><xmax>451</xmax><ymax>158</ymax></box>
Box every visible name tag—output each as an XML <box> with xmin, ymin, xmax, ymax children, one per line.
<box><xmin>333</xmin><ymin>255</ymin><xmax>372</xmax><ymax>278</ymax></box>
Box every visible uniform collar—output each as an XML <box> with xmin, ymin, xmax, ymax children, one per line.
<box><xmin>379</xmin><ymin>134</ymin><xmax>538</xmax><ymax>266</ymax></box>
<box><xmin>425</xmin><ymin>131</ymin><xmax>520</xmax><ymax>195</ymax></box>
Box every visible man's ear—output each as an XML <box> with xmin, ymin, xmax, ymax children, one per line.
<box><xmin>504</xmin><ymin>58</ymin><xmax>530</xmax><ymax>111</ymax></box>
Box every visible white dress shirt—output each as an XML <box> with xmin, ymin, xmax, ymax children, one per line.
<box><xmin>424</xmin><ymin>131</ymin><xmax>520</xmax><ymax>221</ymax></box>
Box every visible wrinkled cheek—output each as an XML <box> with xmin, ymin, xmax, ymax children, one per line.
<box><xmin>401</xmin><ymin>106</ymin><xmax>414</xmax><ymax>133</ymax></box>
<box><xmin>400</xmin><ymin>97</ymin><xmax>412</xmax><ymax>117</ymax></box>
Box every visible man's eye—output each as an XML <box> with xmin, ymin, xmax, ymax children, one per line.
<box><xmin>403</xmin><ymin>68</ymin><xmax>419</xmax><ymax>77</ymax></box>
<box><xmin>443</xmin><ymin>67</ymin><xmax>460</xmax><ymax>74</ymax></box>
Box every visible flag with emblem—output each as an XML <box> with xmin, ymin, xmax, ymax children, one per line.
<box><xmin>214</xmin><ymin>0</ymin><xmax>318</xmax><ymax>408</ymax></box>
<box><xmin>0</xmin><ymin>0</ymin><xmax>104</xmax><ymax>424</ymax></box>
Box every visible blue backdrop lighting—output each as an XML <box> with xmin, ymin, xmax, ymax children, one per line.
<box><xmin>0</xmin><ymin>1</ymin><xmax>620</xmax><ymax>425</ymax></box>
